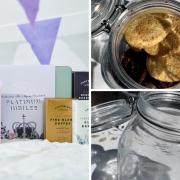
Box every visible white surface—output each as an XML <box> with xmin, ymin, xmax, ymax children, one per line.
<box><xmin>0</xmin><ymin>0</ymin><xmax>88</xmax><ymax>71</ymax></box>
<box><xmin>0</xmin><ymin>140</ymin><xmax>89</xmax><ymax>180</ymax></box>
<box><xmin>0</xmin><ymin>0</ymin><xmax>88</xmax><ymax>25</ymax></box>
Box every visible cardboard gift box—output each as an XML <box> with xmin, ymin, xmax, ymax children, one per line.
<box><xmin>45</xmin><ymin>98</ymin><xmax>72</xmax><ymax>143</ymax></box>
<box><xmin>0</xmin><ymin>65</ymin><xmax>55</xmax><ymax>139</ymax></box>
<box><xmin>73</xmin><ymin>100</ymin><xmax>89</xmax><ymax>144</ymax></box>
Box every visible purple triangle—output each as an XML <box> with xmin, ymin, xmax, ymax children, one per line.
<box><xmin>18</xmin><ymin>0</ymin><xmax>39</xmax><ymax>24</ymax></box>
<box><xmin>18</xmin><ymin>18</ymin><xmax>61</xmax><ymax>64</ymax></box>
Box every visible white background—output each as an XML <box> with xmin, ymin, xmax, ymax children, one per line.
<box><xmin>0</xmin><ymin>0</ymin><xmax>89</xmax><ymax>71</ymax></box>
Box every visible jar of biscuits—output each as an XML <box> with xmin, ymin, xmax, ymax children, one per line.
<box><xmin>91</xmin><ymin>0</ymin><xmax>180</xmax><ymax>88</ymax></box>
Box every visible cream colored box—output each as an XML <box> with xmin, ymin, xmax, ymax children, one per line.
<box><xmin>73</xmin><ymin>100</ymin><xmax>89</xmax><ymax>144</ymax></box>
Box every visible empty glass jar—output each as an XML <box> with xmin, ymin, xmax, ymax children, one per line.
<box><xmin>91</xmin><ymin>96</ymin><xmax>135</xmax><ymax>180</ymax></box>
<box><xmin>118</xmin><ymin>92</ymin><xmax>180</xmax><ymax>180</ymax></box>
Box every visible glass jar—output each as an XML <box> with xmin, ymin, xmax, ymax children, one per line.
<box><xmin>92</xmin><ymin>98</ymin><xmax>134</xmax><ymax>180</ymax></box>
<box><xmin>118</xmin><ymin>92</ymin><xmax>180</xmax><ymax>180</ymax></box>
<box><xmin>91</xmin><ymin>0</ymin><xmax>122</xmax><ymax>63</ymax></box>
<box><xmin>91</xmin><ymin>0</ymin><xmax>120</xmax><ymax>34</ymax></box>
<box><xmin>91</xmin><ymin>0</ymin><xmax>180</xmax><ymax>89</ymax></box>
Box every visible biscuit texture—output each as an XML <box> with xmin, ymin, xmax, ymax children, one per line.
<box><xmin>144</xmin><ymin>32</ymin><xmax>180</xmax><ymax>56</ymax></box>
<box><xmin>147</xmin><ymin>54</ymin><xmax>180</xmax><ymax>82</ymax></box>
<box><xmin>124</xmin><ymin>14</ymin><xmax>170</xmax><ymax>49</ymax></box>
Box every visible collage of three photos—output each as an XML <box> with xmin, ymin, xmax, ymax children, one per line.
<box><xmin>0</xmin><ymin>0</ymin><xmax>179</xmax><ymax>180</ymax></box>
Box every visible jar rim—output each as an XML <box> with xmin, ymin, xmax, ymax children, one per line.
<box><xmin>138</xmin><ymin>92</ymin><xmax>180</xmax><ymax>132</ymax></box>
<box><xmin>91</xmin><ymin>99</ymin><xmax>133</xmax><ymax>132</ymax></box>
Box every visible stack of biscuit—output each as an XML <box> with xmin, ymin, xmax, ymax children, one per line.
<box><xmin>124</xmin><ymin>13</ymin><xmax>180</xmax><ymax>83</ymax></box>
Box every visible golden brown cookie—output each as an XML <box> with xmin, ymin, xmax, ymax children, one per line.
<box><xmin>173</xmin><ymin>19</ymin><xmax>180</xmax><ymax>37</ymax></box>
<box><xmin>124</xmin><ymin>16</ymin><xmax>144</xmax><ymax>49</ymax></box>
<box><xmin>153</xmin><ymin>13</ymin><xmax>179</xmax><ymax>28</ymax></box>
<box><xmin>124</xmin><ymin>14</ymin><xmax>170</xmax><ymax>49</ymax></box>
<box><xmin>172</xmin><ymin>18</ymin><xmax>180</xmax><ymax>53</ymax></box>
<box><xmin>152</xmin><ymin>13</ymin><xmax>167</xmax><ymax>18</ymax></box>
<box><xmin>147</xmin><ymin>54</ymin><xmax>180</xmax><ymax>82</ymax></box>
<box><xmin>159</xmin><ymin>32</ymin><xmax>180</xmax><ymax>55</ymax></box>
<box><xmin>144</xmin><ymin>44</ymin><xmax>159</xmax><ymax>56</ymax></box>
<box><xmin>145</xmin><ymin>32</ymin><xmax>180</xmax><ymax>56</ymax></box>
<box><xmin>136</xmin><ymin>15</ymin><xmax>170</xmax><ymax>47</ymax></box>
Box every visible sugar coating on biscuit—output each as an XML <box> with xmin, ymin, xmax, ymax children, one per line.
<box><xmin>136</xmin><ymin>15</ymin><xmax>169</xmax><ymax>47</ymax></box>
<box><xmin>145</xmin><ymin>32</ymin><xmax>180</xmax><ymax>56</ymax></box>
<box><xmin>144</xmin><ymin>44</ymin><xmax>159</xmax><ymax>56</ymax></box>
<box><xmin>124</xmin><ymin>16</ymin><xmax>144</xmax><ymax>49</ymax></box>
<box><xmin>124</xmin><ymin>14</ymin><xmax>171</xmax><ymax>49</ymax></box>
<box><xmin>147</xmin><ymin>54</ymin><xmax>180</xmax><ymax>82</ymax></box>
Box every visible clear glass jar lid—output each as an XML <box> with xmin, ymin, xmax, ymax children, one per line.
<box><xmin>91</xmin><ymin>0</ymin><xmax>120</xmax><ymax>33</ymax></box>
<box><xmin>91</xmin><ymin>98</ymin><xmax>135</xmax><ymax>132</ymax></box>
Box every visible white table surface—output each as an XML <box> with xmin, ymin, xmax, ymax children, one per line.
<box><xmin>0</xmin><ymin>139</ymin><xmax>89</xmax><ymax>180</ymax></box>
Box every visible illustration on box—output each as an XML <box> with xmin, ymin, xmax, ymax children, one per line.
<box><xmin>1</xmin><ymin>94</ymin><xmax>44</xmax><ymax>139</ymax></box>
